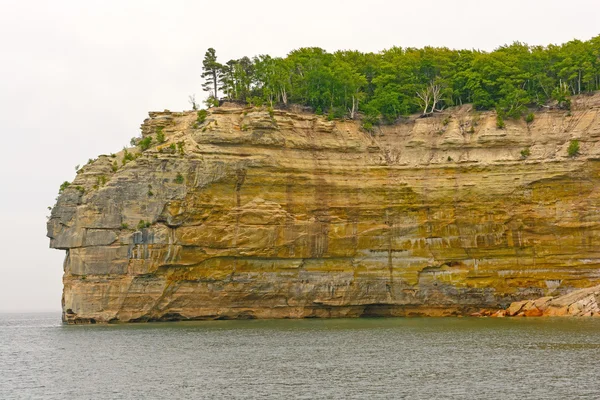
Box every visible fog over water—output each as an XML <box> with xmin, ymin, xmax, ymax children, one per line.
<box><xmin>1</xmin><ymin>0</ymin><xmax>598</xmax><ymax>312</ymax></box>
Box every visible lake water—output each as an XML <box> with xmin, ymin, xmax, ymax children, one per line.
<box><xmin>1</xmin><ymin>313</ymin><xmax>599</xmax><ymax>399</ymax></box>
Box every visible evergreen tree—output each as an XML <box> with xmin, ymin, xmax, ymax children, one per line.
<box><xmin>201</xmin><ymin>48</ymin><xmax>222</xmax><ymax>100</ymax></box>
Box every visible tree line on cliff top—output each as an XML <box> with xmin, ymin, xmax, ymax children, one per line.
<box><xmin>201</xmin><ymin>36</ymin><xmax>600</xmax><ymax>126</ymax></box>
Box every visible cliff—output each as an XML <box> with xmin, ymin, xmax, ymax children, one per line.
<box><xmin>48</xmin><ymin>94</ymin><xmax>600</xmax><ymax>323</ymax></box>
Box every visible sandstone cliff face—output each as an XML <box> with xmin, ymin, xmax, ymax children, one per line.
<box><xmin>48</xmin><ymin>95</ymin><xmax>600</xmax><ymax>323</ymax></box>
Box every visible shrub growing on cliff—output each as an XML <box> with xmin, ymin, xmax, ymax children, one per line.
<box><xmin>361</xmin><ymin>121</ymin><xmax>374</xmax><ymax>133</ymax></box>
<box><xmin>137</xmin><ymin>220</ymin><xmax>151</xmax><ymax>230</ymax></box>
<box><xmin>496</xmin><ymin>115</ymin><xmax>505</xmax><ymax>129</ymax></box>
<box><xmin>568</xmin><ymin>140</ymin><xmax>580</xmax><ymax>157</ymax></box>
<box><xmin>156</xmin><ymin>127</ymin><xmax>165</xmax><ymax>143</ymax></box>
<box><xmin>524</xmin><ymin>113</ymin><xmax>535</xmax><ymax>124</ymax></box>
<box><xmin>197</xmin><ymin>109</ymin><xmax>208</xmax><ymax>124</ymax></box>
<box><xmin>59</xmin><ymin>181</ymin><xmax>70</xmax><ymax>193</ymax></box>
<box><xmin>122</xmin><ymin>149</ymin><xmax>137</xmax><ymax>165</ymax></box>
<box><xmin>520</xmin><ymin>148</ymin><xmax>531</xmax><ymax>158</ymax></box>
<box><xmin>174</xmin><ymin>173</ymin><xmax>184</xmax><ymax>184</ymax></box>
<box><xmin>139</xmin><ymin>136</ymin><xmax>153</xmax><ymax>151</ymax></box>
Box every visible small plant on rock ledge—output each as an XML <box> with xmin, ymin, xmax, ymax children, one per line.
<box><xmin>59</xmin><ymin>181</ymin><xmax>70</xmax><ymax>193</ymax></box>
<box><xmin>174</xmin><ymin>172</ymin><xmax>184</xmax><ymax>184</ymax></box>
<box><xmin>139</xmin><ymin>136</ymin><xmax>153</xmax><ymax>151</ymax></box>
<box><xmin>196</xmin><ymin>109</ymin><xmax>208</xmax><ymax>124</ymax></box>
<box><xmin>496</xmin><ymin>115</ymin><xmax>505</xmax><ymax>129</ymax></box>
<box><xmin>567</xmin><ymin>140</ymin><xmax>580</xmax><ymax>157</ymax></box>
<box><xmin>122</xmin><ymin>149</ymin><xmax>136</xmax><ymax>165</ymax></box>
<box><xmin>137</xmin><ymin>220</ymin><xmax>151</xmax><ymax>230</ymax></box>
<box><xmin>156</xmin><ymin>126</ymin><xmax>165</xmax><ymax>143</ymax></box>
<box><xmin>177</xmin><ymin>141</ymin><xmax>185</xmax><ymax>155</ymax></box>
<box><xmin>520</xmin><ymin>148</ymin><xmax>531</xmax><ymax>159</ymax></box>
<box><xmin>524</xmin><ymin>113</ymin><xmax>535</xmax><ymax>124</ymax></box>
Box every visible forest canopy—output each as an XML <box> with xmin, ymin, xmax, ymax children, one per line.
<box><xmin>201</xmin><ymin>36</ymin><xmax>600</xmax><ymax>124</ymax></box>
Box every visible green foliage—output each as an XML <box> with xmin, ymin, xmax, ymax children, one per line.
<box><xmin>137</xmin><ymin>220</ymin><xmax>151</xmax><ymax>230</ymax></box>
<box><xmin>177</xmin><ymin>141</ymin><xmax>185</xmax><ymax>155</ymax></box>
<box><xmin>96</xmin><ymin>175</ymin><xmax>107</xmax><ymax>187</ymax></box>
<box><xmin>174</xmin><ymin>172</ymin><xmax>184</xmax><ymax>184</ymax></box>
<box><xmin>524</xmin><ymin>113</ymin><xmax>535</xmax><ymax>124</ymax></box>
<box><xmin>520</xmin><ymin>148</ymin><xmax>531</xmax><ymax>158</ymax></box>
<box><xmin>74</xmin><ymin>186</ymin><xmax>84</xmax><ymax>194</ymax></box>
<box><xmin>59</xmin><ymin>181</ymin><xmax>70</xmax><ymax>193</ymax></box>
<box><xmin>496</xmin><ymin>115</ymin><xmax>505</xmax><ymax>129</ymax></box>
<box><xmin>75</xmin><ymin>164</ymin><xmax>80</xmax><ymax>171</ymax></box>
<box><xmin>139</xmin><ymin>136</ymin><xmax>153</xmax><ymax>151</ymax></box>
<box><xmin>122</xmin><ymin>149</ymin><xmax>135</xmax><ymax>165</ymax></box>
<box><xmin>204</xmin><ymin>96</ymin><xmax>219</xmax><ymax>108</ymax></box>
<box><xmin>169</xmin><ymin>143</ymin><xmax>176</xmax><ymax>152</ymax></box>
<box><xmin>567</xmin><ymin>140</ymin><xmax>580</xmax><ymax>157</ymax></box>
<box><xmin>201</xmin><ymin>48</ymin><xmax>223</xmax><ymax>99</ymax></box>
<box><xmin>120</xmin><ymin>223</ymin><xmax>129</xmax><ymax>229</ymax></box>
<box><xmin>130</xmin><ymin>137</ymin><xmax>139</xmax><ymax>146</ymax></box>
<box><xmin>361</xmin><ymin>121</ymin><xmax>374</xmax><ymax>133</ymax></box>
<box><xmin>200</xmin><ymin>35</ymin><xmax>600</xmax><ymax>122</ymax></box>
<box><xmin>156</xmin><ymin>127</ymin><xmax>165</xmax><ymax>143</ymax></box>
<box><xmin>111</xmin><ymin>161</ymin><xmax>118</xmax><ymax>172</ymax></box>
<box><xmin>196</xmin><ymin>109</ymin><xmax>208</xmax><ymax>124</ymax></box>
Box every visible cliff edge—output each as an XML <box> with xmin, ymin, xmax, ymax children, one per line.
<box><xmin>48</xmin><ymin>94</ymin><xmax>600</xmax><ymax>323</ymax></box>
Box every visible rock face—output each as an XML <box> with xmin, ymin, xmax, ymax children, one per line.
<box><xmin>48</xmin><ymin>95</ymin><xmax>600</xmax><ymax>323</ymax></box>
<box><xmin>500</xmin><ymin>285</ymin><xmax>600</xmax><ymax>317</ymax></box>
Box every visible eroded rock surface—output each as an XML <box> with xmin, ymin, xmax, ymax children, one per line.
<box><xmin>48</xmin><ymin>95</ymin><xmax>600</xmax><ymax>323</ymax></box>
<box><xmin>498</xmin><ymin>285</ymin><xmax>600</xmax><ymax>317</ymax></box>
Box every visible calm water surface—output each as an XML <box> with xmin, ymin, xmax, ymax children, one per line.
<box><xmin>1</xmin><ymin>313</ymin><xmax>599</xmax><ymax>399</ymax></box>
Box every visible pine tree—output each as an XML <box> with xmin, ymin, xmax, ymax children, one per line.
<box><xmin>201</xmin><ymin>48</ymin><xmax>222</xmax><ymax>100</ymax></box>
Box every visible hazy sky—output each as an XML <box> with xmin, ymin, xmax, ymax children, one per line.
<box><xmin>0</xmin><ymin>0</ymin><xmax>597</xmax><ymax>312</ymax></box>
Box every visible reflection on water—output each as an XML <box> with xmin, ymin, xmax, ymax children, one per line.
<box><xmin>1</xmin><ymin>313</ymin><xmax>599</xmax><ymax>399</ymax></box>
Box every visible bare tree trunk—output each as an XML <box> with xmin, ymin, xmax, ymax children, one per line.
<box><xmin>281</xmin><ymin>88</ymin><xmax>287</xmax><ymax>105</ymax></box>
<box><xmin>350</xmin><ymin>95</ymin><xmax>358</xmax><ymax>119</ymax></box>
<box><xmin>213</xmin><ymin>71</ymin><xmax>218</xmax><ymax>99</ymax></box>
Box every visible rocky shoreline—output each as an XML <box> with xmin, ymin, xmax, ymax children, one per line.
<box><xmin>472</xmin><ymin>285</ymin><xmax>600</xmax><ymax>318</ymax></box>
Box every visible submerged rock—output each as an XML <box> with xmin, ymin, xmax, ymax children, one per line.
<box><xmin>48</xmin><ymin>96</ymin><xmax>600</xmax><ymax>323</ymax></box>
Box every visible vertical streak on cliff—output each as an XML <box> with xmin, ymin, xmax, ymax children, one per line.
<box><xmin>386</xmin><ymin>209</ymin><xmax>395</xmax><ymax>300</ymax></box>
<box><xmin>232</xmin><ymin>169</ymin><xmax>247</xmax><ymax>281</ymax></box>
<box><xmin>285</xmin><ymin>177</ymin><xmax>296</xmax><ymax>257</ymax></box>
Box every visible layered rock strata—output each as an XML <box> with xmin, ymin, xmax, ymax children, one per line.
<box><xmin>48</xmin><ymin>95</ymin><xmax>600</xmax><ymax>323</ymax></box>
<box><xmin>498</xmin><ymin>284</ymin><xmax>600</xmax><ymax>317</ymax></box>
